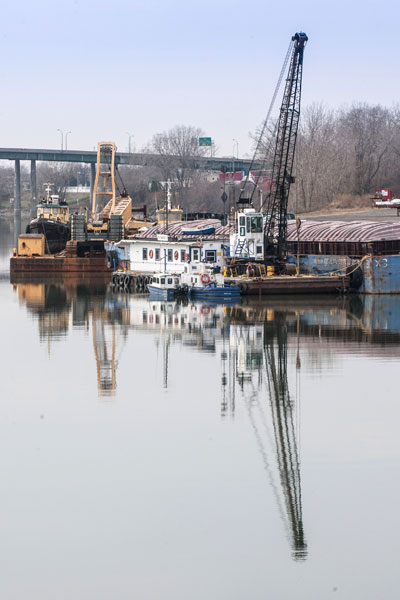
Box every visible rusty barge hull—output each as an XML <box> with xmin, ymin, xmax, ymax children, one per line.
<box><xmin>226</xmin><ymin>275</ymin><xmax>350</xmax><ymax>295</ymax></box>
<box><xmin>10</xmin><ymin>239</ymin><xmax>113</xmax><ymax>279</ymax></box>
<box><xmin>290</xmin><ymin>254</ymin><xmax>400</xmax><ymax>294</ymax></box>
<box><xmin>10</xmin><ymin>256</ymin><xmax>112</xmax><ymax>276</ymax></box>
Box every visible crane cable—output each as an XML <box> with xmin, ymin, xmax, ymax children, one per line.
<box><xmin>115</xmin><ymin>164</ymin><xmax>128</xmax><ymax>197</ymax></box>
<box><xmin>239</xmin><ymin>39</ymin><xmax>295</xmax><ymax>204</ymax></box>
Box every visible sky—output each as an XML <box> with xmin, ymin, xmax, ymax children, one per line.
<box><xmin>1</xmin><ymin>0</ymin><xmax>399</xmax><ymax>158</ymax></box>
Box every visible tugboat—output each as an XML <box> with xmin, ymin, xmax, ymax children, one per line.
<box><xmin>26</xmin><ymin>183</ymin><xmax>70</xmax><ymax>253</ymax></box>
<box><xmin>148</xmin><ymin>273</ymin><xmax>185</xmax><ymax>300</ymax></box>
<box><xmin>181</xmin><ymin>268</ymin><xmax>241</xmax><ymax>299</ymax></box>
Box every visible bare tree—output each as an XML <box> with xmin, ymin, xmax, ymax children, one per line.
<box><xmin>150</xmin><ymin>125</ymin><xmax>209</xmax><ymax>191</ymax></box>
<box><xmin>36</xmin><ymin>162</ymin><xmax>80</xmax><ymax>200</ymax></box>
<box><xmin>294</xmin><ymin>103</ymin><xmax>346</xmax><ymax>211</ymax></box>
<box><xmin>0</xmin><ymin>165</ymin><xmax>15</xmax><ymax>207</ymax></box>
<box><xmin>338</xmin><ymin>103</ymin><xmax>393</xmax><ymax>194</ymax></box>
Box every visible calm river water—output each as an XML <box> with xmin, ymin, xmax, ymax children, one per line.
<box><xmin>1</xmin><ymin>219</ymin><xmax>400</xmax><ymax>599</ymax></box>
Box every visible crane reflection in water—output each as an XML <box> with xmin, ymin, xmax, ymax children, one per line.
<box><xmin>226</xmin><ymin>306</ymin><xmax>307</xmax><ymax>561</ymax></box>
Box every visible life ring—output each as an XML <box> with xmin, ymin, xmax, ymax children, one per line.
<box><xmin>174</xmin><ymin>250</ymin><xmax>179</xmax><ymax>260</ymax></box>
<box><xmin>200</xmin><ymin>306</ymin><xmax>210</xmax><ymax>315</ymax></box>
<box><xmin>185</xmin><ymin>253</ymin><xmax>189</xmax><ymax>261</ymax></box>
<box><xmin>149</xmin><ymin>249</ymin><xmax>154</xmax><ymax>259</ymax></box>
<box><xmin>201</xmin><ymin>273</ymin><xmax>210</xmax><ymax>284</ymax></box>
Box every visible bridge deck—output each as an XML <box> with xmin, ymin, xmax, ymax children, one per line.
<box><xmin>0</xmin><ymin>147</ymin><xmax>259</xmax><ymax>171</ymax></box>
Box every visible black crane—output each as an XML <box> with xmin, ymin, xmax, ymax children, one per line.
<box><xmin>264</xmin><ymin>32</ymin><xmax>308</xmax><ymax>269</ymax></box>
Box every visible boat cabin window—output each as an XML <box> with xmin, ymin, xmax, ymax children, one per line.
<box><xmin>142</xmin><ymin>248</ymin><xmax>148</xmax><ymax>260</ymax></box>
<box><xmin>167</xmin><ymin>278</ymin><xmax>173</xmax><ymax>284</ymax></box>
<box><xmin>180</xmin><ymin>249</ymin><xmax>186</xmax><ymax>262</ymax></box>
<box><xmin>192</xmin><ymin>248</ymin><xmax>200</xmax><ymax>261</ymax></box>
<box><xmin>174</xmin><ymin>278</ymin><xmax>179</xmax><ymax>284</ymax></box>
<box><xmin>155</xmin><ymin>248</ymin><xmax>160</xmax><ymax>260</ymax></box>
<box><xmin>246</xmin><ymin>217</ymin><xmax>251</xmax><ymax>232</ymax></box>
<box><xmin>251</xmin><ymin>216</ymin><xmax>263</xmax><ymax>232</ymax></box>
<box><xmin>161</xmin><ymin>278</ymin><xmax>165</xmax><ymax>284</ymax></box>
<box><xmin>239</xmin><ymin>215</ymin><xmax>245</xmax><ymax>227</ymax></box>
<box><xmin>167</xmin><ymin>249</ymin><xmax>173</xmax><ymax>262</ymax></box>
<box><xmin>205</xmin><ymin>250</ymin><xmax>216</xmax><ymax>263</ymax></box>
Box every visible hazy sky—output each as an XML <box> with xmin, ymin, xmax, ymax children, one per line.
<box><xmin>1</xmin><ymin>0</ymin><xmax>399</xmax><ymax>157</ymax></box>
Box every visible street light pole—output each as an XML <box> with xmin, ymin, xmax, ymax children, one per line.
<box><xmin>233</xmin><ymin>139</ymin><xmax>239</xmax><ymax>159</ymax></box>
<box><xmin>65</xmin><ymin>131</ymin><xmax>72</xmax><ymax>150</ymax></box>
<box><xmin>126</xmin><ymin>132</ymin><xmax>134</xmax><ymax>153</ymax></box>
<box><xmin>57</xmin><ymin>129</ymin><xmax>64</xmax><ymax>151</ymax></box>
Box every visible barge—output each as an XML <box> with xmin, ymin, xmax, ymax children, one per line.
<box><xmin>225</xmin><ymin>273</ymin><xmax>350</xmax><ymax>295</ymax></box>
<box><xmin>286</xmin><ymin>220</ymin><xmax>400</xmax><ymax>294</ymax></box>
<box><xmin>10</xmin><ymin>236</ymin><xmax>112</xmax><ymax>278</ymax></box>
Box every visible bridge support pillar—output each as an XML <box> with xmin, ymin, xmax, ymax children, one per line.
<box><xmin>14</xmin><ymin>159</ymin><xmax>21</xmax><ymax>247</ymax></box>
<box><xmin>90</xmin><ymin>163</ymin><xmax>95</xmax><ymax>207</ymax></box>
<box><xmin>30</xmin><ymin>159</ymin><xmax>37</xmax><ymax>218</ymax></box>
<box><xmin>14</xmin><ymin>159</ymin><xmax>21</xmax><ymax>213</ymax></box>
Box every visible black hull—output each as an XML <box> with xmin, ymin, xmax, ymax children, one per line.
<box><xmin>26</xmin><ymin>219</ymin><xmax>70</xmax><ymax>254</ymax></box>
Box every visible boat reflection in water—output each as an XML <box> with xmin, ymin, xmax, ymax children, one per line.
<box><xmin>13</xmin><ymin>283</ymin><xmax>400</xmax><ymax>560</ymax></box>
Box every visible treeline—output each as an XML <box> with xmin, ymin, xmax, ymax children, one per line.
<box><xmin>290</xmin><ymin>102</ymin><xmax>400</xmax><ymax>212</ymax></box>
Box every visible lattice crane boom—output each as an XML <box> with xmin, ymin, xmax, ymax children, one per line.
<box><xmin>264</xmin><ymin>32</ymin><xmax>308</xmax><ymax>268</ymax></box>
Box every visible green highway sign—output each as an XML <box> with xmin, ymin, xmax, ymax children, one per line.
<box><xmin>199</xmin><ymin>137</ymin><xmax>212</xmax><ymax>147</ymax></box>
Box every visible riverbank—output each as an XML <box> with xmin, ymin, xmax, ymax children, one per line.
<box><xmin>298</xmin><ymin>205</ymin><xmax>400</xmax><ymax>221</ymax></box>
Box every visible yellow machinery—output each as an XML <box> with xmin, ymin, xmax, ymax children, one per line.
<box><xmin>71</xmin><ymin>141</ymin><xmax>152</xmax><ymax>242</ymax></box>
<box><xmin>17</xmin><ymin>234</ymin><xmax>45</xmax><ymax>256</ymax></box>
<box><xmin>92</xmin><ymin>142</ymin><xmax>117</xmax><ymax>222</ymax></box>
<box><xmin>85</xmin><ymin>142</ymin><xmax>132</xmax><ymax>241</ymax></box>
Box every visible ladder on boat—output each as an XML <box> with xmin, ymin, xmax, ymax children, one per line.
<box><xmin>235</xmin><ymin>239</ymin><xmax>250</xmax><ymax>258</ymax></box>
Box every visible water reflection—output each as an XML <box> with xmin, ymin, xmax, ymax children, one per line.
<box><xmin>223</xmin><ymin>308</ymin><xmax>307</xmax><ymax>559</ymax></box>
<box><xmin>13</xmin><ymin>282</ymin><xmax>400</xmax><ymax>561</ymax></box>
<box><xmin>14</xmin><ymin>284</ymin><xmax>400</xmax><ymax>400</ymax></box>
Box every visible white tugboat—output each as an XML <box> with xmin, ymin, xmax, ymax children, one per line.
<box><xmin>147</xmin><ymin>273</ymin><xmax>184</xmax><ymax>300</ymax></box>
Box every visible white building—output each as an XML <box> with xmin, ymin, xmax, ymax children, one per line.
<box><xmin>115</xmin><ymin>219</ymin><xmax>232</xmax><ymax>273</ymax></box>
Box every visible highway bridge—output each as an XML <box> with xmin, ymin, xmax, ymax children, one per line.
<box><xmin>0</xmin><ymin>147</ymin><xmax>259</xmax><ymax>215</ymax></box>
